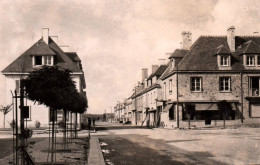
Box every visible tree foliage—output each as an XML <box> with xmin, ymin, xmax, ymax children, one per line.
<box><xmin>24</xmin><ymin>66</ymin><xmax>87</xmax><ymax>113</ymax></box>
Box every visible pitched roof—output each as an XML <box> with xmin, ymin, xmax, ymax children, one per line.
<box><xmin>2</xmin><ymin>37</ymin><xmax>82</xmax><ymax>73</ymax></box>
<box><xmin>66</xmin><ymin>52</ymin><xmax>81</xmax><ymax>62</ymax></box>
<box><xmin>215</xmin><ymin>45</ymin><xmax>231</xmax><ymax>55</ymax></box>
<box><xmin>147</xmin><ymin>65</ymin><xmax>168</xmax><ymax>80</ymax></box>
<box><xmin>161</xmin><ymin>35</ymin><xmax>260</xmax><ymax>79</ymax></box>
<box><xmin>169</xmin><ymin>49</ymin><xmax>188</xmax><ymax>59</ymax></box>
<box><xmin>240</xmin><ymin>40</ymin><xmax>260</xmax><ymax>54</ymax></box>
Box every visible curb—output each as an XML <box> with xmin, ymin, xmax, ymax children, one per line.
<box><xmin>88</xmin><ymin>136</ymin><xmax>105</xmax><ymax>165</ymax></box>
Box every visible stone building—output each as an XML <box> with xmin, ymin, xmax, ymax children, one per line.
<box><xmin>160</xmin><ymin>26</ymin><xmax>260</xmax><ymax>128</ymax></box>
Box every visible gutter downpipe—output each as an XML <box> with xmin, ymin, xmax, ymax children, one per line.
<box><xmin>240</xmin><ymin>71</ymin><xmax>244</xmax><ymax>124</ymax></box>
<box><xmin>176</xmin><ymin>64</ymin><xmax>180</xmax><ymax>128</ymax></box>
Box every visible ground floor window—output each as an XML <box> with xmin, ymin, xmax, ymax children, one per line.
<box><xmin>182</xmin><ymin>103</ymin><xmax>236</xmax><ymax>120</ymax></box>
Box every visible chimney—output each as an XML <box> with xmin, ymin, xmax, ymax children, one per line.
<box><xmin>158</xmin><ymin>59</ymin><xmax>166</xmax><ymax>65</ymax></box>
<box><xmin>50</xmin><ymin>35</ymin><xmax>58</xmax><ymax>44</ymax></box>
<box><xmin>42</xmin><ymin>28</ymin><xmax>49</xmax><ymax>44</ymax></box>
<box><xmin>181</xmin><ymin>31</ymin><xmax>192</xmax><ymax>50</ymax></box>
<box><xmin>227</xmin><ymin>26</ymin><xmax>235</xmax><ymax>52</ymax></box>
<box><xmin>59</xmin><ymin>45</ymin><xmax>69</xmax><ymax>52</ymax></box>
<box><xmin>142</xmin><ymin>68</ymin><xmax>148</xmax><ymax>82</ymax></box>
<box><xmin>152</xmin><ymin>65</ymin><xmax>159</xmax><ymax>74</ymax></box>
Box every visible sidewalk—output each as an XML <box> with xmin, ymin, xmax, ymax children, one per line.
<box><xmin>88</xmin><ymin>136</ymin><xmax>105</xmax><ymax>165</ymax></box>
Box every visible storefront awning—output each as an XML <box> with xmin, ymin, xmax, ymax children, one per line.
<box><xmin>195</xmin><ymin>103</ymin><xmax>236</xmax><ymax>111</ymax></box>
<box><xmin>162</xmin><ymin>104</ymin><xmax>173</xmax><ymax>112</ymax></box>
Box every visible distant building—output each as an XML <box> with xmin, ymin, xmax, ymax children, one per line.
<box><xmin>1</xmin><ymin>28</ymin><xmax>87</xmax><ymax>128</ymax></box>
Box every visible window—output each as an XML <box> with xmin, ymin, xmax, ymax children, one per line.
<box><xmin>258</xmin><ymin>55</ymin><xmax>260</xmax><ymax>66</ymax></box>
<box><xmin>169</xmin><ymin>79</ymin><xmax>172</xmax><ymax>94</ymax></box>
<box><xmin>44</xmin><ymin>56</ymin><xmax>52</xmax><ymax>65</ymax></box>
<box><xmin>35</xmin><ymin>56</ymin><xmax>42</xmax><ymax>65</ymax></box>
<box><xmin>220</xmin><ymin>56</ymin><xmax>230</xmax><ymax>66</ymax></box>
<box><xmin>246</xmin><ymin>56</ymin><xmax>255</xmax><ymax>66</ymax></box>
<box><xmin>219</xmin><ymin>77</ymin><xmax>231</xmax><ymax>92</ymax></box>
<box><xmin>171</xmin><ymin>59</ymin><xmax>175</xmax><ymax>70</ymax></box>
<box><xmin>191</xmin><ymin>77</ymin><xmax>202</xmax><ymax>92</ymax></box>
<box><xmin>163</xmin><ymin>82</ymin><xmax>166</xmax><ymax>99</ymax></box>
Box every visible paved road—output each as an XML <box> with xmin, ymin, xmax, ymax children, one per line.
<box><xmin>94</xmin><ymin>125</ymin><xmax>260</xmax><ymax>165</ymax></box>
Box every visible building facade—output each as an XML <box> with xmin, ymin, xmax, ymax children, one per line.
<box><xmin>1</xmin><ymin>28</ymin><xmax>87</xmax><ymax>128</ymax></box>
<box><xmin>160</xmin><ymin>27</ymin><xmax>260</xmax><ymax>128</ymax></box>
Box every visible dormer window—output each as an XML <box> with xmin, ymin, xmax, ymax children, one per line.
<box><xmin>33</xmin><ymin>55</ymin><xmax>54</xmax><ymax>66</ymax></box>
<box><xmin>246</xmin><ymin>55</ymin><xmax>255</xmax><ymax>66</ymax></box>
<box><xmin>220</xmin><ymin>56</ymin><xmax>230</xmax><ymax>66</ymax></box>
<box><xmin>35</xmin><ymin>56</ymin><xmax>42</xmax><ymax>66</ymax></box>
<box><xmin>243</xmin><ymin>55</ymin><xmax>260</xmax><ymax>67</ymax></box>
<box><xmin>171</xmin><ymin>59</ymin><xmax>175</xmax><ymax>70</ymax></box>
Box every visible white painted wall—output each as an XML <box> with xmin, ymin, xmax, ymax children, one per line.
<box><xmin>0</xmin><ymin>74</ymin><xmax>82</xmax><ymax>128</ymax></box>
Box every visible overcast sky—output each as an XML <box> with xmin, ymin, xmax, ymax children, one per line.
<box><xmin>0</xmin><ymin>0</ymin><xmax>259</xmax><ymax>114</ymax></box>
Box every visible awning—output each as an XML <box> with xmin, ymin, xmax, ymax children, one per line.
<box><xmin>195</xmin><ymin>103</ymin><xmax>236</xmax><ymax>111</ymax></box>
<box><xmin>162</xmin><ymin>104</ymin><xmax>173</xmax><ymax>112</ymax></box>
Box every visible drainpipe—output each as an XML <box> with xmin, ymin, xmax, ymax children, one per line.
<box><xmin>240</xmin><ymin>72</ymin><xmax>244</xmax><ymax>124</ymax></box>
<box><xmin>176</xmin><ymin>63</ymin><xmax>180</xmax><ymax>128</ymax></box>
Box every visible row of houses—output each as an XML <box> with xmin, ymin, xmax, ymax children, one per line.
<box><xmin>114</xmin><ymin>26</ymin><xmax>260</xmax><ymax>128</ymax></box>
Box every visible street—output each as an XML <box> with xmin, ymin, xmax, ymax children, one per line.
<box><xmin>95</xmin><ymin>122</ymin><xmax>260</xmax><ymax>165</ymax></box>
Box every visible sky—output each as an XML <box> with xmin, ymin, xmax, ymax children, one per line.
<box><xmin>0</xmin><ymin>0</ymin><xmax>260</xmax><ymax>114</ymax></box>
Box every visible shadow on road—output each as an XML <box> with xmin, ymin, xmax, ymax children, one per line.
<box><xmin>98</xmin><ymin>134</ymin><xmax>227</xmax><ymax>165</ymax></box>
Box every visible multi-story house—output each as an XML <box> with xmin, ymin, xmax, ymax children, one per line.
<box><xmin>1</xmin><ymin>28</ymin><xmax>87</xmax><ymax>128</ymax></box>
<box><xmin>140</xmin><ymin>64</ymin><xmax>169</xmax><ymax>127</ymax></box>
<box><xmin>160</xmin><ymin>26</ymin><xmax>260</xmax><ymax>128</ymax></box>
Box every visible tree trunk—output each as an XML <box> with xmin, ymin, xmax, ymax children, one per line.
<box><xmin>63</xmin><ymin>110</ymin><xmax>67</xmax><ymax>149</ymax></box>
<box><xmin>51</xmin><ymin>108</ymin><xmax>55</xmax><ymax>163</ymax></box>
<box><xmin>3</xmin><ymin>114</ymin><xmax>5</xmax><ymax>129</ymax></box>
<box><xmin>75</xmin><ymin>113</ymin><xmax>78</xmax><ymax>138</ymax></box>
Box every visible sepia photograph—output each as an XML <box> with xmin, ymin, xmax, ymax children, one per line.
<box><xmin>0</xmin><ymin>0</ymin><xmax>260</xmax><ymax>164</ymax></box>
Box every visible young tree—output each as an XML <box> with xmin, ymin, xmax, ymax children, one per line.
<box><xmin>23</xmin><ymin>66</ymin><xmax>87</xmax><ymax>162</ymax></box>
<box><xmin>217</xmin><ymin>100</ymin><xmax>232</xmax><ymax>129</ymax></box>
<box><xmin>0</xmin><ymin>104</ymin><xmax>12</xmax><ymax>128</ymax></box>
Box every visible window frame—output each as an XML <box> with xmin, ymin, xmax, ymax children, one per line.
<box><xmin>34</xmin><ymin>56</ymin><xmax>43</xmax><ymax>66</ymax></box>
<box><xmin>220</xmin><ymin>55</ymin><xmax>230</xmax><ymax>66</ymax></box>
<box><xmin>246</xmin><ymin>55</ymin><xmax>255</xmax><ymax>66</ymax></box>
<box><xmin>219</xmin><ymin>77</ymin><xmax>231</xmax><ymax>92</ymax></box>
<box><xmin>190</xmin><ymin>77</ymin><xmax>202</xmax><ymax>92</ymax></box>
<box><xmin>169</xmin><ymin>79</ymin><xmax>172</xmax><ymax>95</ymax></box>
